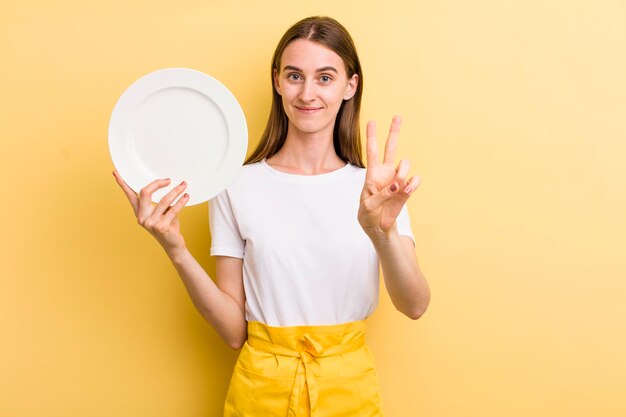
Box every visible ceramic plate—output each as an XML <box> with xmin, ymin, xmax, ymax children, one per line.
<box><xmin>108</xmin><ymin>67</ymin><xmax>247</xmax><ymax>206</ymax></box>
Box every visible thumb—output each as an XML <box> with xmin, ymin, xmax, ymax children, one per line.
<box><xmin>113</xmin><ymin>170</ymin><xmax>139</xmax><ymax>216</ymax></box>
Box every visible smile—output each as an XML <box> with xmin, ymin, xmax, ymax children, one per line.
<box><xmin>295</xmin><ymin>106</ymin><xmax>323</xmax><ymax>114</ymax></box>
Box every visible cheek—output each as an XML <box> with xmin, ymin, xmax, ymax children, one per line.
<box><xmin>324</xmin><ymin>88</ymin><xmax>347</xmax><ymax>105</ymax></box>
<box><xmin>279</xmin><ymin>84</ymin><xmax>298</xmax><ymax>101</ymax></box>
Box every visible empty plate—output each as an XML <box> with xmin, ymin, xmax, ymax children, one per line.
<box><xmin>108</xmin><ymin>67</ymin><xmax>248</xmax><ymax>206</ymax></box>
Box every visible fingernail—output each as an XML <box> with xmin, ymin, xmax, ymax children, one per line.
<box><xmin>180</xmin><ymin>180</ymin><xmax>186</xmax><ymax>186</ymax></box>
<box><xmin>390</xmin><ymin>183</ymin><xmax>398</xmax><ymax>192</ymax></box>
<box><xmin>404</xmin><ymin>185</ymin><xmax>412</xmax><ymax>193</ymax></box>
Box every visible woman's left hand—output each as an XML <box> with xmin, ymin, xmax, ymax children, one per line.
<box><xmin>358</xmin><ymin>116</ymin><xmax>421</xmax><ymax>239</ymax></box>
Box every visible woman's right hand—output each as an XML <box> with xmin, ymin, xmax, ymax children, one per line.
<box><xmin>112</xmin><ymin>169</ymin><xmax>190</xmax><ymax>254</ymax></box>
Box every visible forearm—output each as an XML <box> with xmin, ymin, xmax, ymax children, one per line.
<box><xmin>166</xmin><ymin>247</ymin><xmax>247</xmax><ymax>348</ymax></box>
<box><xmin>369</xmin><ymin>227</ymin><xmax>430</xmax><ymax>319</ymax></box>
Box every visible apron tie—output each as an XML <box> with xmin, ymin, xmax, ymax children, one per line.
<box><xmin>248</xmin><ymin>330</ymin><xmax>365</xmax><ymax>416</ymax></box>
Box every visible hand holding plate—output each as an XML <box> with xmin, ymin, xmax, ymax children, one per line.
<box><xmin>113</xmin><ymin>169</ymin><xmax>190</xmax><ymax>253</ymax></box>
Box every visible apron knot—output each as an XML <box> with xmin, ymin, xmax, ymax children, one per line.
<box><xmin>302</xmin><ymin>333</ymin><xmax>324</xmax><ymax>357</ymax></box>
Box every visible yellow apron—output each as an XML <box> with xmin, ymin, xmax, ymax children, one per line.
<box><xmin>223</xmin><ymin>320</ymin><xmax>385</xmax><ymax>417</ymax></box>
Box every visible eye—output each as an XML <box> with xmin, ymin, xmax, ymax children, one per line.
<box><xmin>287</xmin><ymin>73</ymin><xmax>301</xmax><ymax>81</ymax></box>
<box><xmin>320</xmin><ymin>74</ymin><xmax>332</xmax><ymax>83</ymax></box>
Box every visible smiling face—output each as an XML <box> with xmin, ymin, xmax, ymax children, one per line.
<box><xmin>273</xmin><ymin>39</ymin><xmax>359</xmax><ymax>138</ymax></box>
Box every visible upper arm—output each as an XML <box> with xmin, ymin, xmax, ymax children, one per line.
<box><xmin>215</xmin><ymin>256</ymin><xmax>245</xmax><ymax>316</ymax></box>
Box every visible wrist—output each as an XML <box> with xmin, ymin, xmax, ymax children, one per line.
<box><xmin>365</xmin><ymin>224</ymin><xmax>399</xmax><ymax>247</ymax></box>
<box><xmin>165</xmin><ymin>244</ymin><xmax>189</xmax><ymax>264</ymax></box>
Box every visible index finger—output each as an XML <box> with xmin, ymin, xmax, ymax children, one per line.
<box><xmin>366</xmin><ymin>120</ymin><xmax>379</xmax><ymax>169</ymax></box>
<box><xmin>383</xmin><ymin>115</ymin><xmax>402</xmax><ymax>165</ymax></box>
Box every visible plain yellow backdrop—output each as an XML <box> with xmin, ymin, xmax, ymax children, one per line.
<box><xmin>1</xmin><ymin>0</ymin><xmax>625</xmax><ymax>416</ymax></box>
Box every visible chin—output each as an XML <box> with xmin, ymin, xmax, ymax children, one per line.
<box><xmin>293</xmin><ymin>122</ymin><xmax>331</xmax><ymax>135</ymax></box>
<box><xmin>289</xmin><ymin>116</ymin><xmax>334</xmax><ymax>135</ymax></box>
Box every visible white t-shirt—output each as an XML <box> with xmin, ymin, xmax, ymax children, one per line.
<box><xmin>209</xmin><ymin>158</ymin><xmax>415</xmax><ymax>327</ymax></box>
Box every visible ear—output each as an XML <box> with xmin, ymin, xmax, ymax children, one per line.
<box><xmin>273</xmin><ymin>68</ymin><xmax>281</xmax><ymax>96</ymax></box>
<box><xmin>343</xmin><ymin>74</ymin><xmax>359</xmax><ymax>100</ymax></box>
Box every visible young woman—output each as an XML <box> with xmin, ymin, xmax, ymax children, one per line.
<box><xmin>113</xmin><ymin>16</ymin><xmax>430</xmax><ymax>417</ymax></box>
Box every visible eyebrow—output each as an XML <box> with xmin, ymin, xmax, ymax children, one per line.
<box><xmin>282</xmin><ymin>65</ymin><xmax>339</xmax><ymax>73</ymax></box>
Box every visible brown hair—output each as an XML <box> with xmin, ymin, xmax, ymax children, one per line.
<box><xmin>244</xmin><ymin>16</ymin><xmax>364</xmax><ymax>168</ymax></box>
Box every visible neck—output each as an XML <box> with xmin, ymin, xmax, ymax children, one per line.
<box><xmin>266</xmin><ymin>122</ymin><xmax>346</xmax><ymax>175</ymax></box>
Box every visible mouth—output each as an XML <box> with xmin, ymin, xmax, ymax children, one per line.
<box><xmin>295</xmin><ymin>106</ymin><xmax>323</xmax><ymax>114</ymax></box>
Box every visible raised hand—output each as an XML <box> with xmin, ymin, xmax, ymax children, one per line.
<box><xmin>358</xmin><ymin>116</ymin><xmax>421</xmax><ymax>238</ymax></box>
<box><xmin>112</xmin><ymin>170</ymin><xmax>190</xmax><ymax>253</ymax></box>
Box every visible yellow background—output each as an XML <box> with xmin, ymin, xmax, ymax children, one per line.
<box><xmin>1</xmin><ymin>0</ymin><xmax>625</xmax><ymax>416</ymax></box>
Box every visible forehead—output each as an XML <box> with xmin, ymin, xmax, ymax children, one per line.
<box><xmin>280</xmin><ymin>39</ymin><xmax>347</xmax><ymax>73</ymax></box>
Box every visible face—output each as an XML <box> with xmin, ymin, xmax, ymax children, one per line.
<box><xmin>273</xmin><ymin>39</ymin><xmax>358</xmax><ymax>137</ymax></box>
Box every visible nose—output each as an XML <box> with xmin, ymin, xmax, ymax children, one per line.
<box><xmin>299</xmin><ymin>79</ymin><xmax>316</xmax><ymax>103</ymax></box>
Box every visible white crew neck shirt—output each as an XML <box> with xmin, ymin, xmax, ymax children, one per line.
<box><xmin>209</xmin><ymin>159</ymin><xmax>414</xmax><ymax>327</ymax></box>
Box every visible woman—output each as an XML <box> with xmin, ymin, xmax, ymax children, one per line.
<box><xmin>113</xmin><ymin>16</ymin><xmax>430</xmax><ymax>417</ymax></box>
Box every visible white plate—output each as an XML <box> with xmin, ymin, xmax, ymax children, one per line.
<box><xmin>108</xmin><ymin>67</ymin><xmax>248</xmax><ymax>206</ymax></box>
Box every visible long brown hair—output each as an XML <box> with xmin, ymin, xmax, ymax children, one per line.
<box><xmin>244</xmin><ymin>16</ymin><xmax>364</xmax><ymax>168</ymax></box>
